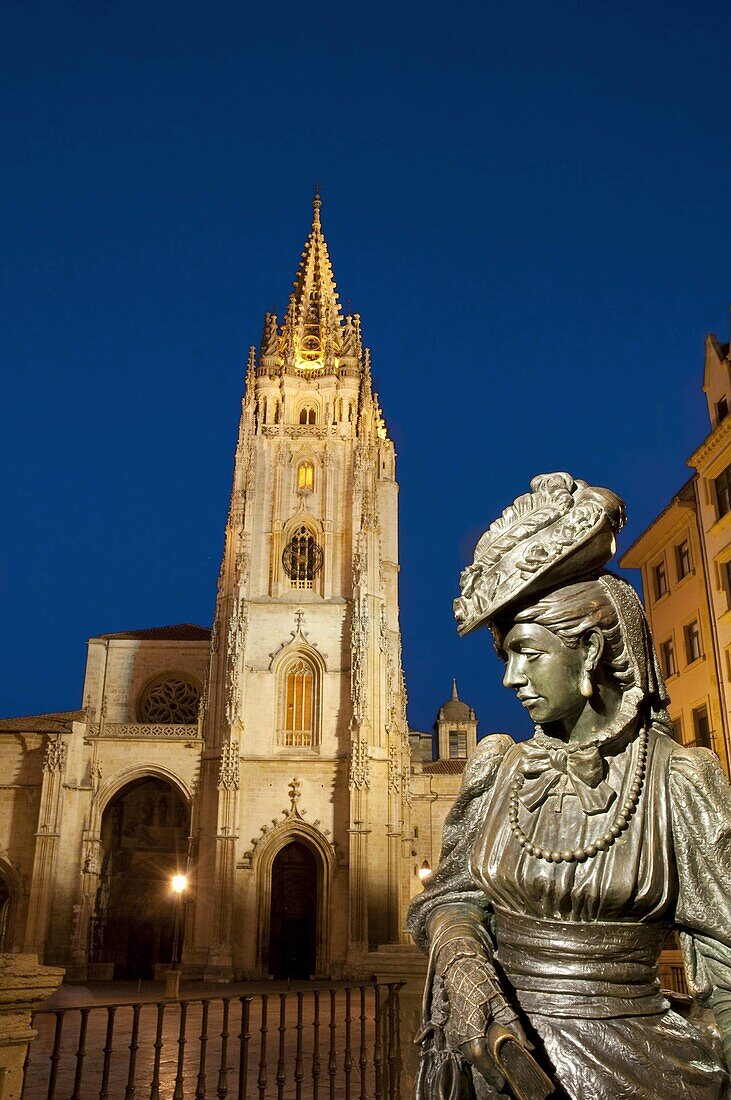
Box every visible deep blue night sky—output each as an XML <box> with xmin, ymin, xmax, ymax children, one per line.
<box><xmin>2</xmin><ymin>0</ymin><xmax>731</xmax><ymax>738</ymax></box>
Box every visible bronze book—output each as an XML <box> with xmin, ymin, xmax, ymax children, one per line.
<box><xmin>486</xmin><ymin>1024</ymin><xmax>556</xmax><ymax>1100</ymax></box>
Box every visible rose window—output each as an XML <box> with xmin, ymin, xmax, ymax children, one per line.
<box><xmin>138</xmin><ymin>676</ymin><xmax>200</xmax><ymax>723</ymax></box>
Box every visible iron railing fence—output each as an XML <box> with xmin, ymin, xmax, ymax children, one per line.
<box><xmin>21</xmin><ymin>982</ymin><xmax>403</xmax><ymax>1100</ymax></box>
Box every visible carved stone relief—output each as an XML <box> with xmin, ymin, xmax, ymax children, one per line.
<box><xmin>225</xmin><ymin>596</ymin><xmax>248</xmax><ymax>727</ymax></box>
<box><xmin>218</xmin><ymin>738</ymin><xmax>240</xmax><ymax>791</ymax></box>
<box><xmin>43</xmin><ymin>736</ymin><xmax>66</xmax><ymax>773</ymax></box>
<box><xmin>348</xmin><ymin>737</ymin><xmax>370</xmax><ymax>790</ymax></box>
<box><xmin>379</xmin><ymin>604</ymin><xmax>388</xmax><ymax>653</ymax></box>
<box><xmin>353</xmin><ymin>532</ymin><xmax>367</xmax><ymax>590</ymax></box>
<box><xmin>388</xmin><ymin>742</ymin><xmax>400</xmax><ymax>794</ymax></box>
<box><xmin>82</xmin><ymin>840</ymin><xmax>101</xmax><ymax>876</ymax></box>
<box><xmin>268</xmin><ymin>610</ymin><xmax>327</xmax><ymax>668</ymax></box>
<box><xmin>238</xmin><ymin>776</ymin><xmax>343</xmax><ymax>869</ymax></box>
<box><xmin>350</xmin><ymin>598</ymin><xmax>369</xmax><ymax>725</ymax></box>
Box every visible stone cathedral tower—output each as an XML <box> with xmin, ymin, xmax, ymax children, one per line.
<box><xmin>188</xmin><ymin>195</ymin><xmax>412</xmax><ymax>980</ymax></box>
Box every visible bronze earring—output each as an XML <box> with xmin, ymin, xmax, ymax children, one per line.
<box><xmin>580</xmin><ymin>669</ymin><xmax>593</xmax><ymax>698</ymax></box>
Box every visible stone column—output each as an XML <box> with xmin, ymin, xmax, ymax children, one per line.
<box><xmin>24</xmin><ymin>737</ymin><xmax>67</xmax><ymax>958</ymax></box>
<box><xmin>201</xmin><ymin>738</ymin><xmax>240</xmax><ymax>980</ymax></box>
<box><xmin>0</xmin><ymin>954</ymin><xmax>64</xmax><ymax>1100</ymax></box>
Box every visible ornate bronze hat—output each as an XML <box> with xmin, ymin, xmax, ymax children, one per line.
<box><xmin>454</xmin><ymin>472</ymin><xmax>626</xmax><ymax>636</ymax></box>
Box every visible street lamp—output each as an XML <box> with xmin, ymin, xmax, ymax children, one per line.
<box><xmin>171</xmin><ymin>873</ymin><xmax>188</xmax><ymax>970</ymax></box>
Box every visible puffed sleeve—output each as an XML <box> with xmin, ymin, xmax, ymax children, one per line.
<box><xmin>670</xmin><ymin>746</ymin><xmax>731</xmax><ymax>997</ymax></box>
<box><xmin>407</xmin><ymin>733</ymin><xmax>513</xmax><ymax>952</ymax></box>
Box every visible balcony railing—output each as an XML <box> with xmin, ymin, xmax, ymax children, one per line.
<box><xmin>89</xmin><ymin>723</ymin><xmax>200</xmax><ymax>739</ymax></box>
<box><xmin>21</xmin><ymin>982</ymin><xmax>403</xmax><ymax>1100</ymax></box>
<box><xmin>261</xmin><ymin>425</ymin><xmax>341</xmax><ymax>438</ymax></box>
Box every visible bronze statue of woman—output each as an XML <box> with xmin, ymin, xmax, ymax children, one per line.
<box><xmin>408</xmin><ymin>473</ymin><xmax>731</xmax><ymax>1100</ymax></box>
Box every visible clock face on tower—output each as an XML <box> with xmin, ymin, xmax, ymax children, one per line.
<box><xmin>295</xmin><ymin>329</ymin><xmax>323</xmax><ymax>372</ymax></box>
<box><xmin>282</xmin><ymin>527</ymin><xmax>324</xmax><ymax>587</ymax></box>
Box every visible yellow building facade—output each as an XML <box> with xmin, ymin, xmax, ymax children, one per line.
<box><xmin>621</xmin><ymin>323</ymin><xmax>731</xmax><ymax>779</ymax></box>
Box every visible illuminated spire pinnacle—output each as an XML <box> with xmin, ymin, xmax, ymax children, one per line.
<box><xmin>312</xmin><ymin>187</ymin><xmax>322</xmax><ymax>227</ymax></box>
<box><xmin>280</xmin><ymin>191</ymin><xmax>345</xmax><ymax>371</ymax></box>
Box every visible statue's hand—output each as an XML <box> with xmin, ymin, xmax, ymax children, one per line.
<box><xmin>461</xmin><ymin>1016</ymin><xmax>530</xmax><ymax>1086</ymax></box>
<box><xmin>440</xmin><ymin>950</ymin><xmax>528</xmax><ymax>1089</ymax></box>
<box><xmin>459</xmin><ymin>1036</ymin><xmax>505</xmax><ymax>1090</ymax></box>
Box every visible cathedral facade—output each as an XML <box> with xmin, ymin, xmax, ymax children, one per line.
<box><xmin>0</xmin><ymin>197</ymin><xmax>463</xmax><ymax>981</ymax></box>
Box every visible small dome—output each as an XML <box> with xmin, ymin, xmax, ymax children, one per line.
<box><xmin>438</xmin><ymin>680</ymin><xmax>474</xmax><ymax>721</ymax></box>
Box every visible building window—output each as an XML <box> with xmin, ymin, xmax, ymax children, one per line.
<box><xmin>671</xmin><ymin>716</ymin><xmax>682</xmax><ymax>743</ymax></box>
<box><xmin>138</xmin><ymin>675</ymin><xmax>200</xmax><ymax>724</ymax></box>
<box><xmin>691</xmin><ymin>704</ymin><xmax>711</xmax><ymax>750</ymax></box>
<box><xmin>282</xmin><ymin>526</ymin><xmax>324</xmax><ymax>590</ymax></box>
<box><xmin>719</xmin><ymin>560</ymin><xmax>731</xmax><ymax>610</ymax></box>
<box><xmin>675</xmin><ymin>539</ymin><xmax>692</xmax><ymax>580</ymax></box>
<box><xmin>652</xmin><ymin>560</ymin><xmax>668</xmax><ymax>601</ymax></box>
<box><xmin>282</xmin><ymin>657</ymin><xmax>316</xmax><ymax>747</ymax></box>
<box><xmin>448</xmin><ymin>730</ymin><xmax>467</xmax><ymax>759</ymax></box>
<box><xmin>660</xmin><ymin>638</ymin><xmax>677</xmax><ymax>679</ymax></box>
<box><xmin>684</xmin><ymin>620</ymin><xmax>702</xmax><ymax>664</ymax></box>
<box><xmin>715</xmin><ymin>465</ymin><xmax>731</xmax><ymax>519</ymax></box>
<box><xmin>716</xmin><ymin>396</ymin><xmax>728</xmax><ymax>425</ymax></box>
<box><xmin>297</xmin><ymin>461</ymin><xmax>314</xmax><ymax>492</ymax></box>
<box><xmin>299</xmin><ymin>406</ymin><xmax>316</xmax><ymax>426</ymax></box>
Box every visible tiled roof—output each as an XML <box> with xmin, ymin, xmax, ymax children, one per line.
<box><xmin>421</xmin><ymin>759</ymin><xmax>466</xmax><ymax>775</ymax></box>
<box><xmin>96</xmin><ymin>623</ymin><xmax>212</xmax><ymax>641</ymax></box>
<box><xmin>0</xmin><ymin>710</ymin><xmax>85</xmax><ymax>733</ymax></box>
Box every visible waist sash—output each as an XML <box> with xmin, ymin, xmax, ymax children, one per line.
<box><xmin>493</xmin><ymin>907</ymin><xmax>672</xmax><ymax>1019</ymax></box>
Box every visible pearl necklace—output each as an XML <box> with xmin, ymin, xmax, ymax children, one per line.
<box><xmin>507</xmin><ymin>726</ymin><xmax>648</xmax><ymax>863</ymax></box>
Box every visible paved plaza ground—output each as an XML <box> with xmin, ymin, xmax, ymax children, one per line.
<box><xmin>23</xmin><ymin>980</ymin><xmax>397</xmax><ymax>1100</ymax></box>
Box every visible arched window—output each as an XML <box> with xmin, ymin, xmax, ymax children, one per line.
<box><xmin>297</xmin><ymin>461</ymin><xmax>314</xmax><ymax>492</ymax></box>
<box><xmin>282</xmin><ymin>657</ymin><xmax>315</xmax><ymax>746</ymax></box>
<box><xmin>282</xmin><ymin>526</ymin><xmax>324</xmax><ymax>590</ymax></box>
<box><xmin>299</xmin><ymin>406</ymin><xmax>316</xmax><ymax>425</ymax></box>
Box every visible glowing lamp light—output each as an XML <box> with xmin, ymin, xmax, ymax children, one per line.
<box><xmin>417</xmin><ymin>860</ymin><xmax>432</xmax><ymax>885</ymax></box>
<box><xmin>171</xmin><ymin>874</ymin><xmax>188</xmax><ymax>894</ymax></box>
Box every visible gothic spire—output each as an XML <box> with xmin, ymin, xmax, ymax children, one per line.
<box><xmin>280</xmin><ymin>192</ymin><xmax>345</xmax><ymax>370</ymax></box>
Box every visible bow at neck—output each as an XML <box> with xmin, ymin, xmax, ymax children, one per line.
<box><xmin>518</xmin><ymin>737</ymin><xmax>616</xmax><ymax>815</ymax></box>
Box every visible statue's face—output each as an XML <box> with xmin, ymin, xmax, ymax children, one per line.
<box><xmin>501</xmin><ymin>621</ymin><xmax>586</xmax><ymax>728</ymax></box>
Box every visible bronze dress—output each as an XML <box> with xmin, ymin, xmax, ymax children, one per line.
<box><xmin>408</xmin><ymin>721</ymin><xmax>731</xmax><ymax>1099</ymax></box>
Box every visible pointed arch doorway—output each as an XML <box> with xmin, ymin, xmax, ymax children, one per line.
<box><xmin>268</xmin><ymin>841</ymin><xmax>318</xmax><ymax>979</ymax></box>
<box><xmin>92</xmin><ymin>776</ymin><xmax>190</xmax><ymax>979</ymax></box>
